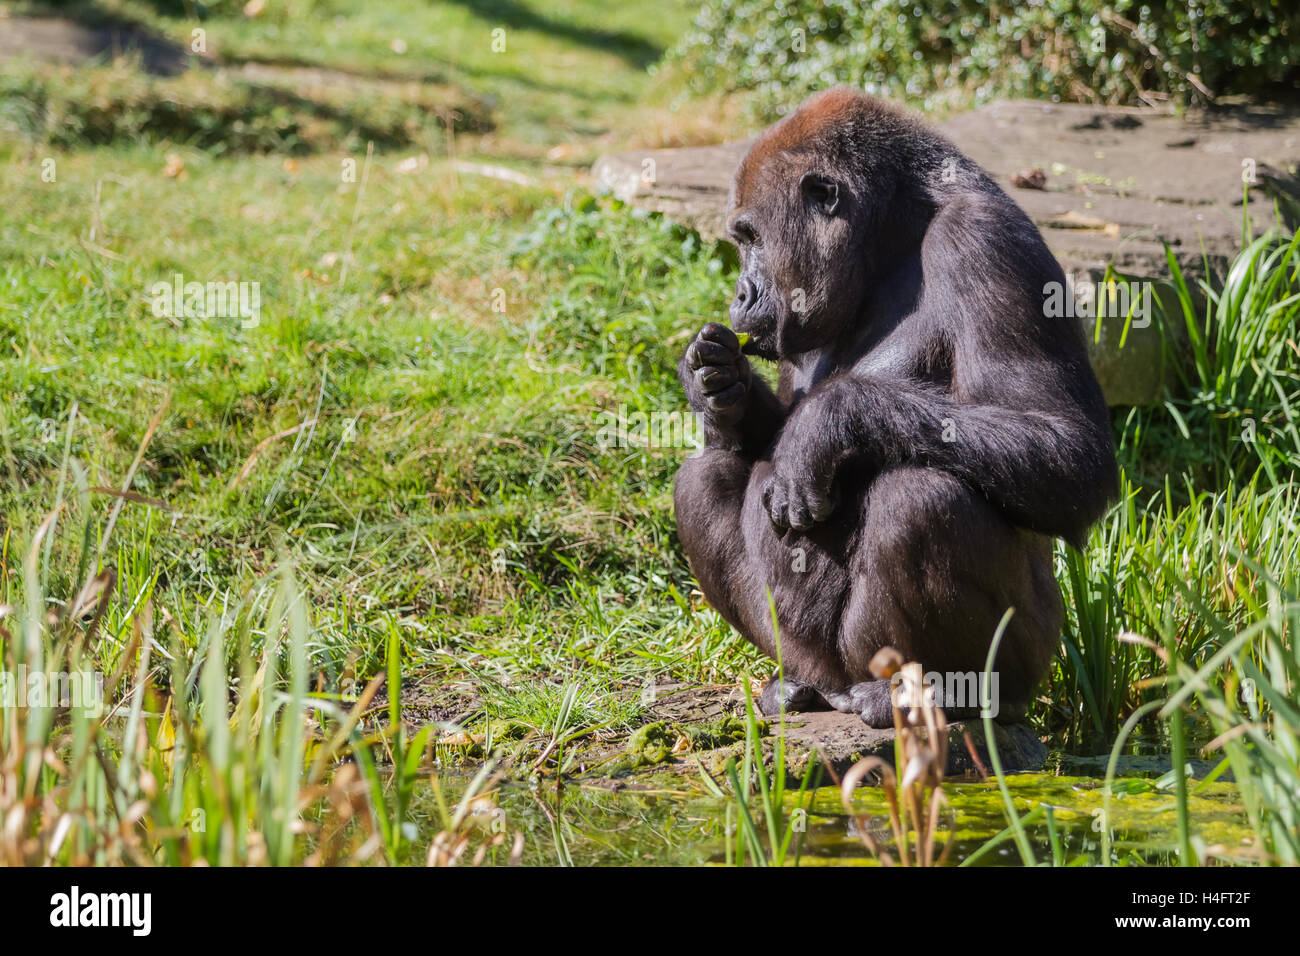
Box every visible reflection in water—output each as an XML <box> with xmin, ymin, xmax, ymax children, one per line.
<box><xmin>405</xmin><ymin>773</ymin><xmax>1249</xmax><ymax>866</ymax></box>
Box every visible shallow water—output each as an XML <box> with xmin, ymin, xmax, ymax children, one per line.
<box><xmin>411</xmin><ymin>770</ymin><xmax>1250</xmax><ymax>866</ymax></box>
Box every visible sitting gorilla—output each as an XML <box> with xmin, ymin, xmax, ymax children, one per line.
<box><xmin>674</xmin><ymin>88</ymin><xmax>1117</xmax><ymax>727</ymax></box>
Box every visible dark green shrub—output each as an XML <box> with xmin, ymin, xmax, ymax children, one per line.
<box><xmin>666</xmin><ymin>0</ymin><xmax>1299</xmax><ymax>116</ymax></box>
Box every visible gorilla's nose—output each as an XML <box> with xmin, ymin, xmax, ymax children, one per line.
<box><xmin>730</xmin><ymin>276</ymin><xmax>759</xmax><ymax>324</ymax></box>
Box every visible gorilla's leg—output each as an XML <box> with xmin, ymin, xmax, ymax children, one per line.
<box><xmin>828</xmin><ymin>467</ymin><xmax>1061</xmax><ymax>728</ymax></box>
<box><xmin>679</xmin><ymin>457</ymin><xmax>1060</xmax><ymax>727</ymax></box>
<box><xmin>677</xmin><ymin>323</ymin><xmax>832</xmax><ymax>712</ymax></box>
<box><xmin>673</xmin><ymin>448</ymin><xmax>757</xmax><ymax>634</ymax></box>
<box><xmin>675</xmin><ymin>451</ymin><xmax>853</xmax><ymax>712</ymax></box>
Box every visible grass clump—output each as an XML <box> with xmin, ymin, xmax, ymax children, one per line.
<box><xmin>621</xmin><ymin>714</ymin><xmax>761</xmax><ymax>770</ymax></box>
<box><xmin>1051</xmin><ymin>225</ymin><xmax>1300</xmax><ymax>746</ymax></box>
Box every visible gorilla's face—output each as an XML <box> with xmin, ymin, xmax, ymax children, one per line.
<box><xmin>726</xmin><ymin>157</ymin><xmax>868</xmax><ymax>359</ymax></box>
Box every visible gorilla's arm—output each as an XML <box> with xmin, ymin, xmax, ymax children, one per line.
<box><xmin>763</xmin><ymin>372</ymin><xmax>1114</xmax><ymax>544</ymax></box>
<box><xmin>761</xmin><ymin>195</ymin><xmax>1116</xmax><ymax>544</ymax></box>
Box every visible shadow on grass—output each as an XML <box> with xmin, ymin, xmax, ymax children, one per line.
<box><xmin>445</xmin><ymin>0</ymin><xmax>663</xmax><ymax>69</ymax></box>
<box><xmin>0</xmin><ymin>4</ymin><xmax>188</xmax><ymax>75</ymax></box>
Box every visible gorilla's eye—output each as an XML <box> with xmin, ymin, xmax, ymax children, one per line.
<box><xmin>800</xmin><ymin>172</ymin><xmax>840</xmax><ymax>215</ymax></box>
<box><xmin>730</xmin><ymin>217</ymin><xmax>759</xmax><ymax>247</ymax></box>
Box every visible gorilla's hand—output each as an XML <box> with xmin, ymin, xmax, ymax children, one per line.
<box><xmin>760</xmin><ymin>449</ymin><xmax>837</xmax><ymax>531</ymax></box>
<box><xmin>680</xmin><ymin>323</ymin><xmax>750</xmax><ymax>434</ymax></box>
<box><xmin>761</xmin><ymin>394</ymin><xmax>841</xmax><ymax>531</ymax></box>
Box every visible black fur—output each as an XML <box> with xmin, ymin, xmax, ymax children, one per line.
<box><xmin>674</xmin><ymin>89</ymin><xmax>1117</xmax><ymax>727</ymax></box>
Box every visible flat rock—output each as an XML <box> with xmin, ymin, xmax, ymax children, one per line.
<box><xmin>641</xmin><ymin>682</ymin><xmax>1046</xmax><ymax>783</ymax></box>
<box><xmin>593</xmin><ymin>101</ymin><xmax>1300</xmax><ymax>405</ymax></box>
<box><xmin>771</xmin><ymin>709</ymin><xmax>1047</xmax><ymax>779</ymax></box>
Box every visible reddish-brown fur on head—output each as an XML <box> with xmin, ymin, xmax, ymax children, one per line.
<box><xmin>729</xmin><ymin>88</ymin><xmax>924</xmax><ymax>224</ymax></box>
<box><xmin>733</xmin><ymin>88</ymin><xmax>877</xmax><ymax>213</ymax></box>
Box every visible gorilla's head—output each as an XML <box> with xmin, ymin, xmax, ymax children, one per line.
<box><xmin>725</xmin><ymin>89</ymin><xmax>940</xmax><ymax>359</ymax></box>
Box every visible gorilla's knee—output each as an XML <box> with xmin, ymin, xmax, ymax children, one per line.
<box><xmin>869</xmin><ymin>467</ymin><xmax>981</xmax><ymax>532</ymax></box>
<box><xmin>859</xmin><ymin>467</ymin><xmax>991</xmax><ymax>574</ymax></box>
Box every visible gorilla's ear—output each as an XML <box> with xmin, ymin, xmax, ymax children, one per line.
<box><xmin>800</xmin><ymin>172</ymin><xmax>840</xmax><ymax>215</ymax></box>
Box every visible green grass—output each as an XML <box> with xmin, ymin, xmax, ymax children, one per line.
<box><xmin>0</xmin><ymin>139</ymin><xmax>755</xmax><ymax>704</ymax></box>
<box><xmin>1051</xmin><ymin>229</ymin><xmax>1300</xmax><ymax>746</ymax></box>
<box><xmin>8</xmin><ymin>0</ymin><xmax>700</xmax><ymax>157</ymax></box>
<box><xmin>0</xmin><ymin>53</ymin><xmax>486</xmax><ymax>154</ymax></box>
<box><xmin>1</xmin><ymin>5</ymin><xmax>753</xmax><ymax>856</ymax></box>
<box><xmin>0</xmin><ymin>137</ymin><xmax>760</xmax><ymax>865</ymax></box>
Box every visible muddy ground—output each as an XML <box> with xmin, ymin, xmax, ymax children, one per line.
<box><xmin>397</xmin><ymin>680</ymin><xmax>1049</xmax><ymax>790</ymax></box>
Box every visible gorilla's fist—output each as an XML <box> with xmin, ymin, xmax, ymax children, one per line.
<box><xmin>680</xmin><ymin>323</ymin><xmax>750</xmax><ymax>435</ymax></box>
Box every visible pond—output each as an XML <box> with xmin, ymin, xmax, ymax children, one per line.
<box><xmin>404</xmin><ymin>768</ymin><xmax>1250</xmax><ymax>867</ymax></box>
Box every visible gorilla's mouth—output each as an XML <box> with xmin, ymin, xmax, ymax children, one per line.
<box><xmin>740</xmin><ymin>325</ymin><xmax>779</xmax><ymax>360</ymax></box>
<box><xmin>733</xmin><ymin>310</ymin><xmax>778</xmax><ymax>353</ymax></box>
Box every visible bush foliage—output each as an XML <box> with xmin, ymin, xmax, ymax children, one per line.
<box><xmin>667</xmin><ymin>0</ymin><xmax>1300</xmax><ymax>116</ymax></box>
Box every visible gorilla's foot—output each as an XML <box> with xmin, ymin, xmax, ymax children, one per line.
<box><xmin>823</xmin><ymin>680</ymin><xmax>895</xmax><ymax>728</ymax></box>
<box><xmin>825</xmin><ymin>680</ymin><xmax>1023</xmax><ymax>727</ymax></box>
<box><xmin>757</xmin><ymin>676</ymin><xmax>826</xmax><ymax>716</ymax></box>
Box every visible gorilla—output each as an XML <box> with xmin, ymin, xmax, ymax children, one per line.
<box><xmin>674</xmin><ymin>88</ymin><xmax>1117</xmax><ymax>727</ymax></box>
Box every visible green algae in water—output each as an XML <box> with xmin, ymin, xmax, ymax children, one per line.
<box><xmin>404</xmin><ymin>772</ymin><xmax>1255</xmax><ymax>866</ymax></box>
<box><xmin>624</xmin><ymin>721</ymin><xmax>676</xmax><ymax>768</ymax></box>
<box><xmin>682</xmin><ymin>715</ymin><xmax>762</xmax><ymax>750</ymax></box>
<box><xmin>435</xmin><ymin>718</ymin><xmax>533</xmax><ymax>761</ymax></box>
<box><xmin>829</xmin><ymin>775</ymin><xmax>1253</xmax><ymax>866</ymax></box>
<box><xmin>620</xmin><ymin>716</ymin><xmax>767</xmax><ymax>770</ymax></box>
